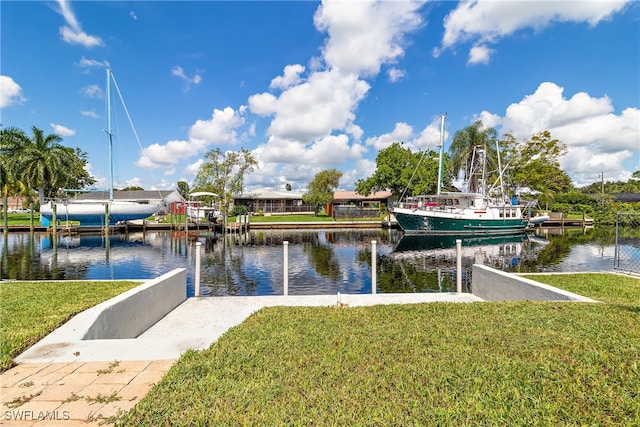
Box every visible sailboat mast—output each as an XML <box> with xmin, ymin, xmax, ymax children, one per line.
<box><xmin>106</xmin><ymin>68</ymin><xmax>114</xmax><ymax>201</ymax></box>
<box><xmin>436</xmin><ymin>113</ymin><xmax>446</xmax><ymax>196</ymax></box>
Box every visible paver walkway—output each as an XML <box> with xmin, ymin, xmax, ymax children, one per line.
<box><xmin>1</xmin><ymin>360</ymin><xmax>175</xmax><ymax>426</ymax></box>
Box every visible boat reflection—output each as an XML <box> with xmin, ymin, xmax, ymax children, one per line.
<box><xmin>378</xmin><ymin>233</ymin><xmax>548</xmax><ymax>293</ymax></box>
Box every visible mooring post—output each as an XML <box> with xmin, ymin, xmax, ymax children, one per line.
<box><xmin>104</xmin><ymin>204</ymin><xmax>110</xmax><ymax>236</ymax></box>
<box><xmin>371</xmin><ymin>240</ymin><xmax>377</xmax><ymax>294</ymax></box>
<box><xmin>52</xmin><ymin>203</ymin><xmax>57</xmax><ymax>235</ymax></box>
<box><xmin>194</xmin><ymin>241</ymin><xmax>202</xmax><ymax>297</ymax></box>
<box><xmin>456</xmin><ymin>239</ymin><xmax>462</xmax><ymax>293</ymax></box>
<box><xmin>283</xmin><ymin>240</ymin><xmax>289</xmax><ymax>296</ymax></box>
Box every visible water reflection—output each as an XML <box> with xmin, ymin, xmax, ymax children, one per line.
<box><xmin>0</xmin><ymin>227</ymin><xmax>630</xmax><ymax>296</ymax></box>
<box><xmin>379</xmin><ymin>233</ymin><xmax>542</xmax><ymax>293</ymax></box>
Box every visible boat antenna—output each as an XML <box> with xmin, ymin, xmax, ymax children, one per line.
<box><xmin>105</xmin><ymin>68</ymin><xmax>114</xmax><ymax>201</ymax></box>
<box><xmin>436</xmin><ymin>113</ymin><xmax>446</xmax><ymax>196</ymax></box>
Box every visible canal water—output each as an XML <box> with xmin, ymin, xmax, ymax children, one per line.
<box><xmin>0</xmin><ymin>227</ymin><xmax>632</xmax><ymax>296</ymax></box>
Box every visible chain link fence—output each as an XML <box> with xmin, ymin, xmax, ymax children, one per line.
<box><xmin>614</xmin><ymin>213</ymin><xmax>640</xmax><ymax>274</ymax></box>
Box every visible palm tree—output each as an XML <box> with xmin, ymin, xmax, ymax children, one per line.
<box><xmin>14</xmin><ymin>126</ymin><xmax>71</xmax><ymax>204</ymax></box>
<box><xmin>0</xmin><ymin>127</ymin><xmax>28</xmax><ymax>230</ymax></box>
<box><xmin>448</xmin><ymin>120</ymin><xmax>497</xmax><ymax>193</ymax></box>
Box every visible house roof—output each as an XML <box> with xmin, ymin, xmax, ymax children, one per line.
<box><xmin>234</xmin><ymin>188</ymin><xmax>304</xmax><ymax>200</ymax></box>
<box><xmin>613</xmin><ymin>193</ymin><xmax>640</xmax><ymax>202</ymax></box>
<box><xmin>333</xmin><ymin>190</ymin><xmax>392</xmax><ymax>201</ymax></box>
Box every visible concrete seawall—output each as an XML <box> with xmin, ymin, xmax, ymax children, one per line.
<box><xmin>16</xmin><ymin>269</ymin><xmax>187</xmax><ymax>362</ymax></box>
<box><xmin>471</xmin><ymin>265</ymin><xmax>598</xmax><ymax>302</ymax></box>
<box><xmin>83</xmin><ymin>269</ymin><xmax>187</xmax><ymax>339</ymax></box>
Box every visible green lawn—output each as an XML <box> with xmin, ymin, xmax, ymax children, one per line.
<box><xmin>0</xmin><ymin>280</ymin><xmax>139</xmax><ymax>371</ymax></box>
<box><xmin>120</xmin><ymin>273</ymin><xmax>640</xmax><ymax>426</ymax></box>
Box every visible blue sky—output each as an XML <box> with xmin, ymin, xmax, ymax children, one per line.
<box><xmin>1</xmin><ymin>0</ymin><xmax>638</xmax><ymax>193</ymax></box>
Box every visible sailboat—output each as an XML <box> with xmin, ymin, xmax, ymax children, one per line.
<box><xmin>40</xmin><ymin>69</ymin><xmax>163</xmax><ymax>227</ymax></box>
<box><xmin>392</xmin><ymin>114</ymin><xmax>532</xmax><ymax>235</ymax></box>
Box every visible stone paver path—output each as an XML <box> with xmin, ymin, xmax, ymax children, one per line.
<box><xmin>1</xmin><ymin>360</ymin><xmax>175</xmax><ymax>426</ymax></box>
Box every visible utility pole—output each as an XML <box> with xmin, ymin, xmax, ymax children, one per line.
<box><xmin>600</xmin><ymin>171</ymin><xmax>604</xmax><ymax>194</ymax></box>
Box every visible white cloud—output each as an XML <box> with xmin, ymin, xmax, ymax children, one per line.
<box><xmin>254</xmin><ymin>69</ymin><xmax>370</xmax><ymax>142</ymax></box>
<box><xmin>365</xmin><ymin>122</ymin><xmax>414</xmax><ymax>151</ymax></box>
<box><xmin>0</xmin><ymin>75</ymin><xmax>25</xmax><ymax>108</ymax></box>
<box><xmin>314</xmin><ymin>0</ymin><xmax>426</xmax><ymax>76</ymax></box>
<box><xmin>303</xmin><ymin>134</ymin><xmax>367</xmax><ymax>165</ymax></box>
<box><xmin>474</xmin><ymin>111</ymin><xmax>502</xmax><ymax>129</ymax></box>
<box><xmin>80</xmin><ymin>109</ymin><xmax>99</xmax><ymax>119</ymax></box>
<box><xmin>270</xmin><ymin>64</ymin><xmax>306</xmax><ymax>90</ymax></box>
<box><xmin>80</xmin><ymin>84</ymin><xmax>102</xmax><ymax>99</ymax></box>
<box><xmin>499</xmin><ymin>82</ymin><xmax>640</xmax><ymax>185</ymax></box>
<box><xmin>189</xmin><ymin>106</ymin><xmax>245</xmax><ymax>146</ymax></box>
<box><xmin>438</xmin><ymin>0</ymin><xmax>630</xmax><ymax>64</ymax></box>
<box><xmin>50</xmin><ymin>123</ymin><xmax>75</xmax><ymax>137</ymax></box>
<box><xmin>77</xmin><ymin>57</ymin><xmax>109</xmax><ymax>71</ymax></box>
<box><xmin>171</xmin><ymin>66</ymin><xmax>202</xmax><ymax>91</ymax></box>
<box><xmin>341</xmin><ymin>159</ymin><xmax>377</xmax><ymax>190</ymax></box>
<box><xmin>387</xmin><ymin>67</ymin><xmax>407</xmax><ymax>82</ymax></box>
<box><xmin>130</xmin><ymin>11</ymin><xmax>138</xmax><ymax>21</ymax></box>
<box><xmin>183</xmin><ymin>159</ymin><xmax>204</xmax><ymax>179</ymax></box>
<box><xmin>56</xmin><ymin>0</ymin><xmax>103</xmax><ymax>47</ymax></box>
<box><xmin>413</xmin><ymin>116</ymin><xmax>449</xmax><ymax>150</ymax></box>
<box><xmin>136</xmin><ymin>107</ymin><xmax>246</xmax><ymax>170</ymax></box>
<box><xmin>467</xmin><ymin>44</ymin><xmax>493</xmax><ymax>65</ymax></box>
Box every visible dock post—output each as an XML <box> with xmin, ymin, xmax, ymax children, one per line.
<box><xmin>456</xmin><ymin>239</ymin><xmax>462</xmax><ymax>293</ymax></box>
<box><xmin>104</xmin><ymin>204</ymin><xmax>109</xmax><ymax>236</ymax></box>
<box><xmin>52</xmin><ymin>204</ymin><xmax>57</xmax><ymax>235</ymax></box>
<box><xmin>371</xmin><ymin>240</ymin><xmax>377</xmax><ymax>294</ymax></box>
<box><xmin>283</xmin><ymin>240</ymin><xmax>289</xmax><ymax>296</ymax></box>
<box><xmin>194</xmin><ymin>241</ymin><xmax>202</xmax><ymax>297</ymax></box>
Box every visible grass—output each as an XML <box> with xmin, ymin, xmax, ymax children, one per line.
<box><xmin>0</xmin><ymin>280</ymin><xmax>139</xmax><ymax>372</ymax></box>
<box><xmin>2</xmin><ymin>211</ymin><xmax>385</xmax><ymax>227</ymax></box>
<box><xmin>236</xmin><ymin>213</ymin><xmax>335</xmax><ymax>223</ymax></box>
<box><xmin>240</xmin><ymin>213</ymin><xmax>384</xmax><ymax>223</ymax></box>
<box><xmin>120</xmin><ymin>273</ymin><xmax>640</xmax><ymax>426</ymax></box>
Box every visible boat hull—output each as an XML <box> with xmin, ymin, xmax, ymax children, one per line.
<box><xmin>393</xmin><ymin>208</ymin><xmax>528</xmax><ymax>235</ymax></box>
<box><xmin>40</xmin><ymin>201</ymin><xmax>161</xmax><ymax>227</ymax></box>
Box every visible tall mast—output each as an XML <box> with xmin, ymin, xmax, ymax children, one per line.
<box><xmin>106</xmin><ymin>68</ymin><xmax>114</xmax><ymax>201</ymax></box>
<box><xmin>437</xmin><ymin>113</ymin><xmax>446</xmax><ymax>196</ymax></box>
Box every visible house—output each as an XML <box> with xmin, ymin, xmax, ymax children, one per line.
<box><xmin>233</xmin><ymin>188</ymin><xmax>315</xmax><ymax>215</ymax></box>
<box><xmin>328</xmin><ymin>190</ymin><xmax>392</xmax><ymax>218</ymax></box>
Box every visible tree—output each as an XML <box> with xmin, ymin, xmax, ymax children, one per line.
<box><xmin>448</xmin><ymin>120</ymin><xmax>498</xmax><ymax>193</ymax></box>
<box><xmin>0</xmin><ymin>127</ymin><xmax>27</xmax><ymax>227</ymax></box>
<box><xmin>62</xmin><ymin>147</ymin><xmax>95</xmax><ymax>193</ymax></box>
<box><xmin>194</xmin><ymin>147</ymin><xmax>258</xmax><ymax>215</ymax></box>
<box><xmin>355</xmin><ymin>142</ymin><xmax>441</xmax><ymax>197</ymax></box>
<box><xmin>8</xmin><ymin>126</ymin><xmax>94</xmax><ymax>203</ymax></box>
<box><xmin>176</xmin><ymin>180</ymin><xmax>190</xmax><ymax>199</ymax></box>
<box><xmin>118</xmin><ymin>186</ymin><xmax>144</xmax><ymax>191</ymax></box>
<box><xmin>303</xmin><ymin>169</ymin><xmax>343</xmax><ymax>215</ymax></box>
<box><xmin>501</xmin><ymin>130</ymin><xmax>573</xmax><ymax>197</ymax></box>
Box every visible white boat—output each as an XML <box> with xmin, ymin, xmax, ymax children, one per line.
<box><xmin>392</xmin><ymin>115</ymin><xmax>532</xmax><ymax>235</ymax></box>
<box><xmin>186</xmin><ymin>191</ymin><xmax>222</xmax><ymax>224</ymax></box>
<box><xmin>40</xmin><ymin>69</ymin><xmax>163</xmax><ymax>227</ymax></box>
